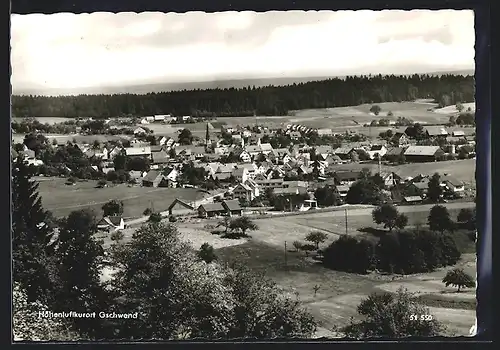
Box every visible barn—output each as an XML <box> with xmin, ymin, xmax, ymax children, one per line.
<box><xmin>167</xmin><ymin>198</ymin><xmax>196</xmax><ymax>216</ymax></box>
<box><xmin>403</xmin><ymin>146</ymin><xmax>445</xmax><ymax>162</ymax></box>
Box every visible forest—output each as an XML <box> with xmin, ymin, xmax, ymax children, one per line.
<box><xmin>12</xmin><ymin>74</ymin><xmax>474</xmax><ymax>118</ymax></box>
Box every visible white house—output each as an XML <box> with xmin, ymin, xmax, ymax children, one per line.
<box><xmin>125</xmin><ymin>146</ymin><xmax>152</xmax><ymax>157</ymax></box>
<box><xmin>134</xmin><ymin>127</ymin><xmax>147</xmax><ymax>135</ymax></box>
<box><xmin>367</xmin><ymin>145</ymin><xmax>388</xmax><ymax>160</ymax></box>
<box><xmin>154</xmin><ymin>115</ymin><xmax>167</xmax><ymax>122</ymax></box>
<box><xmin>441</xmin><ymin>175</ymin><xmax>465</xmax><ymax>193</ymax></box>
<box><xmin>108</xmin><ymin>146</ymin><xmax>124</xmax><ymax>159</ymax></box>
<box><xmin>97</xmin><ymin>216</ymin><xmax>125</xmax><ymax>232</ymax></box>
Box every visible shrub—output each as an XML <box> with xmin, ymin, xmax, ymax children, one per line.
<box><xmin>110</xmin><ymin>230</ymin><xmax>124</xmax><ymax>241</ymax></box>
<box><xmin>143</xmin><ymin>208</ymin><xmax>153</xmax><ymax>216</ymax></box>
<box><xmin>198</xmin><ymin>243</ymin><xmax>217</xmax><ymax>263</ymax></box>
<box><xmin>168</xmin><ymin>215</ymin><xmax>177</xmax><ymax>223</ymax></box>
<box><xmin>323</xmin><ymin>235</ymin><xmax>375</xmax><ymax>274</ymax></box>
<box><xmin>442</xmin><ymin>268</ymin><xmax>475</xmax><ymax>292</ymax></box>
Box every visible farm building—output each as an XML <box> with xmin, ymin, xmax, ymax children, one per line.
<box><xmin>97</xmin><ymin>216</ymin><xmax>125</xmax><ymax>232</ymax></box>
<box><xmin>198</xmin><ymin>203</ymin><xmax>226</xmax><ymax>218</ymax></box>
<box><xmin>167</xmin><ymin>198</ymin><xmax>196</xmax><ymax>216</ymax></box>
<box><xmin>378</xmin><ymin>171</ymin><xmax>401</xmax><ymax>188</ymax></box>
<box><xmin>223</xmin><ymin>199</ymin><xmax>243</xmax><ymax>217</ymax></box>
<box><xmin>142</xmin><ymin>170</ymin><xmax>165</xmax><ymax>187</ymax></box>
<box><xmin>333</xmin><ymin>147</ymin><xmax>354</xmax><ymax>160</ymax></box>
<box><xmin>383</xmin><ymin>147</ymin><xmax>406</xmax><ymax>163</ymax></box>
<box><xmin>333</xmin><ymin>171</ymin><xmax>362</xmax><ymax>186</ymax></box>
<box><xmin>403</xmin><ymin>146</ymin><xmax>445</xmax><ymax>162</ymax></box>
<box><xmin>424</xmin><ymin>126</ymin><xmax>449</xmax><ymax>138</ymax></box>
<box><xmin>452</xmin><ymin>130</ymin><xmax>466</xmax><ymax>137</ymax></box>
<box><xmin>125</xmin><ymin>146</ymin><xmax>152</xmax><ymax>158</ymax></box>
<box><xmin>367</xmin><ymin>145</ymin><xmax>387</xmax><ymax>159</ymax></box>
<box><xmin>441</xmin><ymin>175</ymin><xmax>465</xmax><ymax>193</ymax></box>
<box><xmin>152</xmin><ymin>151</ymin><xmax>170</xmax><ymax>166</ymax></box>
<box><xmin>403</xmin><ymin>196</ymin><xmax>423</xmax><ymax>204</ymax></box>
<box><xmin>197</xmin><ymin>200</ymin><xmax>242</xmax><ymax>218</ymax></box>
<box><xmin>391</xmin><ymin>132</ymin><xmax>410</xmax><ymax>147</ymax></box>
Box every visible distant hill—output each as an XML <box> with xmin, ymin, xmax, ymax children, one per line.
<box><xmin>14</xmin><ymin>69</ymin><xmax>474</xmax><ymax>97</ymax></box>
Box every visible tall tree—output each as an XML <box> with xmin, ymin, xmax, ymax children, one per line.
<box><xmin>205</xmin><ymin>123</ymin><xmax>210</xmax><ymax>145</ymax></box>
<box><xmin>102</xmin><ymin>199</ymin><xmax>124</xmax><ymax>217</ymax></box>
<box><xmin>427</xmin><ymin>173</ymin><xmax>443</xmax><ymax>203</ymax></box>
<box><xmin>12</xmin><ymin>157</ymin><xmax>57</xmax><ymax>303</ymax></box>
<box><xmin>54</xmin><ymin>209</ymin><xmax>110</xmax><ymax>338</ymax></box>
<box><xmin>178</xmin><ymin>129</ymin><xmax>194</xmax><ymax>145</ymax></box>
<box><xmin>428</xmin><ymin>205</ymin><xmax>452</xmax><ymax>233</ymax></box>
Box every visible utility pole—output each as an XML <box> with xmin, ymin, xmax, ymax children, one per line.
<box><xmin>345</xmin><ymin>208</ymin><xmax>348</xmax><ymax>235</ymax></box>
<box><xmin>378</xmin><ymin>154</ymin><xmax>382</xmax><ymax>175</ymax></box>
<box><xmin>284</xmin><ymin>241</ymin><xmax>287</xmax><ymax>267</ymax></box>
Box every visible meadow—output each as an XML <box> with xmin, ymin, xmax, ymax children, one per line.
<box><xmin>213</xmin><ymin>101</ymin><xmax>474</xmax><ymax>135</ymax></box>
<box><xmin>171</xmin><ymin>199</ymin><xmax>476</xmax><ymax>337</ymax></box>
<box><xmin>36</xmin><ymin>177</ymin><xmax>206</xmax><ymax>218</ymax></box>
<box><xmin>333</xmin><ymin>158</ymin><xmax>477</xmax><ymax>185</ymax></box>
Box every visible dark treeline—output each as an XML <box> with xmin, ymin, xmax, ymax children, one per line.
<box><xmin>12</xmin><ymin>74</ymin><xmax>474</xmax><ymax>118</ymax></box>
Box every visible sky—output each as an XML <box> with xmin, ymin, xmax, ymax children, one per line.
<box><xmin>10</xmin><ymin>10</ymin><xmax>475</xmax><ymax>93</ymax></box>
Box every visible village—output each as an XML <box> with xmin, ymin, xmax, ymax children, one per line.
<box><xmin>12</xmin><ymin>110</ymin><xmax>476</xmax><ymax>231</ymax></box>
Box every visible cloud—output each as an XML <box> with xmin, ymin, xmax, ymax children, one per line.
<box><xmin>10</xmin><ymin>10</ymin><xmax>474</xmax><ymax>93</ymax></box>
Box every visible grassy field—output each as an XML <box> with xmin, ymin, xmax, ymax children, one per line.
<box><xmin>12</xmin><ymin>133</ymin><xmax>131</xmax><ymax>145</ymax></box>
<box><xmin>331</xmin><ymin>159</ymin><xmax>476</xmax><ymax>185</ymax></box>
<box><xmin>215</xmin><ymin>240</ymin><xmax>475</xmax><ymax>337</ymax></box>
<box><xmin>173</xmin><ymin>199</ymin><xmax>476</xmax><ymax>337</ymax></box>
<box><xmin>36</xmin><ymin>177</ymin><xmax>206</xmax><ymax>218</ymax></box>
<box><xmin>212</xmin><ymin>101</ymin><xmax>470</xmax><ymax>133</ymax></box>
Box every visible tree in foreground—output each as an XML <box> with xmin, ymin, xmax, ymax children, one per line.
<box><xmin>442</xmin><ymin>268</ymin><xmax>475</xmax><ymax>292</ymax></box>
<box><xmin>428</xmin><ymin>205</ymin><xmax>452</xmax><ymax>233</ymax></box>
<box><xmin>55</xmin><ymin>209</ymin><xmax>110</xmax><ymax>338</ymax></box>
<box><xmin>12</xmin><ymin>157</ymin><xmax>57</xmax><ymax>304</ymax></box>
<box><xmin>148</xmin><ymin>212</ymin><xmax>163</xmax><ymax>223</ymax></box>
<box><xmin>228</xmin><ymin>216</ymin><xmax>258</xmax><ymax>238</ymax></box>
<box><xmin>323</xmin><ymin>235</ymin><xmax>375</xmax><ymax>274</ymax></box>
<box><xmin>110</xmin><ymin>222</ymin><xmax>316</xmax><ymax>340</ymax></box>
<box><xmin>13</xmin><ymin>282</ymin><xmax>78</xmax><ymax>341</ymax></box>
<box><xmin>305</xmin><ymin>231</ymin><xmax>328</xmax><ymax>249</ymax></box>
<box><xmin>457</xmin><ymin>207</ymin><xmax>476</xmax><ymax>230</ymax></box>
<box><xmin>339</xmin><ymin>287</ymin><xmax>444</xmax><ymax>338</ymax></box>
<box><xmin>198</xmin><ymin>243</ymin><xmax>217</xmax><ymax>263</ymax></box>
<box><xmin>102</xmin><ymin>199</ymin><xmax>124</xmax><ymax>217</ymax></box>
<box><xmin>372</xmin><ymin>204</ymin><xmax>407</xmax><ymax>232</ymax></box>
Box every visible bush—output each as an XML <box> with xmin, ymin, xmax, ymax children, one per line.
<box><xmin>323</xmin><ymin>235</ymin><xmax>375</xmax><ymax>274</ymax></box>
<box><xmin>110</xmin><ymin>230</ymin><xmax>124</xmax><ymax>241</ymax></box>
<box><xmin>198</xmin><ymin>243</ymin><xmax>217</xmax><ymax>263</ymax></box>
<box><xmin>143</xmin><ymin>208</ymin><xmax>153</xmax><ymax>216</ymax></box>
<box><xmin>148</xmin><ymin>212</ymin><xmax>163</xmax><ymax>223</ymax></box>
<box><xmin>374</xmin><ymin>229</ymin><xmax>461</xmax><ymax>275</ymax></box>
<box><xmin>168</xmin><ymin>215</ymin><xmax>177</xmax><ymax>223</ymax></box>
<box><xmin>442</xmin><ymin>268</ymin><xmax>475</xmax><ymax>292</ymax></box>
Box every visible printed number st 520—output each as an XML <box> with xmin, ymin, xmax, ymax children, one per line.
<box><xmin>410</xmin><ymin>314</ymin><xmax>433</xmax><ymax>321</ymax></box>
